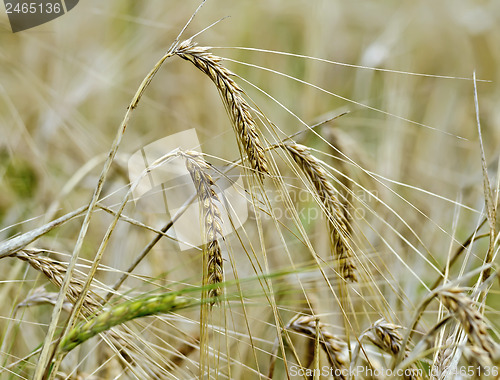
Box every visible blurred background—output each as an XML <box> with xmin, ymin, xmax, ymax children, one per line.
<box><xmin>1</xmin><ymin>0</ymin><xmax>499</xmax><ymax>223</ymax></box>
<box><xmin>1</xmin><ymin>0</ymin><xmax>499</xmax><ymax>378</ymax></box>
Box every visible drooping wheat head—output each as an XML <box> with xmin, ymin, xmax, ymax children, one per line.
<box><xmin>175</xmin><ymin>39</ymin><xmax>270</xmax><ymax>180</ymax></box>
<box><xmin>288</xmin><ymin>315</ymin><xmax>348</xmax><ymax>377</ymax></box>
<box><xmin>9</xmin><ymin>250</ymin><xmax>175</xmax><ymax>377</ymax></box>
<box><xmin>462</xmin><ymin>344</ymin><xmax>496</xmax><ymax>369</ymax></box>
<box><xmin>11</xmin><ymin>249</ymin><xmax>103</xmax><ymax>317</ymax></box>
<box><xmin>362</xmin><ymin>318</ymin><xmax>421</xmax><ymax>379</ymax></box>
<box><xmin>284</xmin><ymin>143</ymin><xmax>357</xmax><ymax>282</ymax></box>
<box><xmin>364</xmin><ymin>318</ymin><xmax>404</xmax><ymax>356</ymax></box>
<box><xmin>439</xmin><ymin>288</ymin><xmax>500</xmax><ymax>364</ymax></box>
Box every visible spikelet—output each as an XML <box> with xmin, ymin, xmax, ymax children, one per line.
<box><xmin>16</xmin><ymin>286</ymin><xmax>73</xmax><ymax>313</ymax></box>
<box><xmin>175</xmin><ymin>39</ymin><xmax>269</xmax><ymax>180</ymax></box>
<box><xmin>431</xmin><ymin>334</ymin><xmax>455</xmax><ymax>380</ymax></box>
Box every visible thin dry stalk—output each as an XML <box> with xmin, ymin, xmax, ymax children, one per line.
<box><xmin>183</xmin><ymin>151</ymin><xmax>224</xmax><ymax>304</ymax></box>
<box><xmin>175</xmin><ymin>39</ymin><xmax>269</xmax><ymax>179</ymax></box>
<box><xmin>288</xmin><ymin>315</ymin><xmax>348</xmax><ymax>378</ymax></box>
<box><xmin>0</xmin><ymin>205</ymin><xmax>89</xmax><ymax>260</ymax></box>
<box><xmin>439</xmin><ymin>288</ymin><xmax>500</xmax><ymax>364</ymax></box>
<box><xmin>473</xmin><ymin>72</ymin><xmax>497</xmax><ymax>284</ymax></box>
<box><xmin>54</xmin><ymin>372</ymin><xmax>95</xmax><ymax>380</ymax></box>
<box><xmin>285</xmin><ymin>143</ymin><xmax>357</xmax><ymax>282</ymax></box>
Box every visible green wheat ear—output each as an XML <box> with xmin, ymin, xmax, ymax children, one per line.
<box><xmin>60</xmin><ymin>294</ymin><xmax>192</xmax><ymax>353</ymax></box>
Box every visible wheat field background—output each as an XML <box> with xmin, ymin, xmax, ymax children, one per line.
<box><xmin>0</xmin><ymin>1</ymin><xmax>499</xmax><ymax>379</ymax></box>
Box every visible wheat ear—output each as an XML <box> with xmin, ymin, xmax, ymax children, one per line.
<box><xmin>11</xmin><ymin>249</ymin><xmax>103</xmax><ymax>317</ymax></box>
<box><xmin>175</xmin><ymin>39</ymin><xmax>269</xmax><ymax>179</ymax></box>
<box><xmin>288</xmin><ymin>315</ymin><xmax>348</xmax><ymax>377</ymax></box>
<box><xmin>439</xmin><ymin>288</ymin><xmax>500</xmax><ymax>364</ymax></box>
<box><xmin>364</xmin><ymin>318</ymin><xmax>405</xmax><ymax>356</ymax></box>
<box><xmin>284</xmin><ymin>143</ymin><xmax>357</xmax><ymax>281</ymax></box>
<box><xmin>362</xmin><ymin>318</ymin><xmax>421</xmax><ymax>379</ymax></box>
<box><xmin>60</xmin><ymin>294</ymin><xmax>191</xmax><ymax>352</ymax></box>
<box><xmin>182</xmin><ymin>151</ymin><xmax>224</xmax><ymax>304</ymax></box>
<box><xmin>430</xmin><ymin>334</ymin><xmax>455</xmax><ymax>379</ymax></box>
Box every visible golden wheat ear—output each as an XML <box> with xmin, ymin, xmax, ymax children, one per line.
<box><xmin>182</xmin><ymin>151</ymin><xmax>224</xmax><ymax>305</ymax></box>
<box><xmin>288</xmin><ymin>315</ymin><xmax>348</xmax><ymax>377</ymax></box>
<box><xmin>364</xmin><ymin>318</ymin><xmax>405</xmax><ymax>356</ymax></box>
<box><xmin>284</xmin><ymin>143</ymin><xmax>357</xmax><ymax>282</ymax></box>
<box><xmin>439</xmin><ymin>288</ymin><xmax>500</xmax><ymax>364</ymax></box>
<box><xmin>175</xmin><ymin>39</ymin><xmax>270</xmax><ymax>180</ymax></box>
<box><xmin>11</xmin><ymin>249</ymin><xmax>103</xmax><ymax>317</ymax></box>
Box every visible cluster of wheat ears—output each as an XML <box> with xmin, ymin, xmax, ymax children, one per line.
<box><xmin>1</xmin><ymin>2</ymin><xmax>499</xmax><ymax>379</ymax></box>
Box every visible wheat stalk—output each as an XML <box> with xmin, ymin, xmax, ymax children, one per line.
<box><xmin>60</xmin><ymin>293</ymin><xmax>192</xmax><ymax>353</ymax></box>
<box><xmin>288</xmin><ymin>315</ymin><xmax>348</xmax><ymax>377</ymax></box>
<box><xmin>175</xmin><ymin>39</ymin><xmax>269</xmax><ymax>179</ymax></box>
<box><xmin>182</xmin><ymin>151</ymin><xmax>224</xmax><ymax>304</ymax></box>
<box><xmin>54</xmin><ymin>372</ymin><xmax>94</xmax><ymax>380</ymax></box>
<box><xmin>284</xmin><ymin>143</ymin><xmax>357</xmax><ymax>282</ymax></box>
